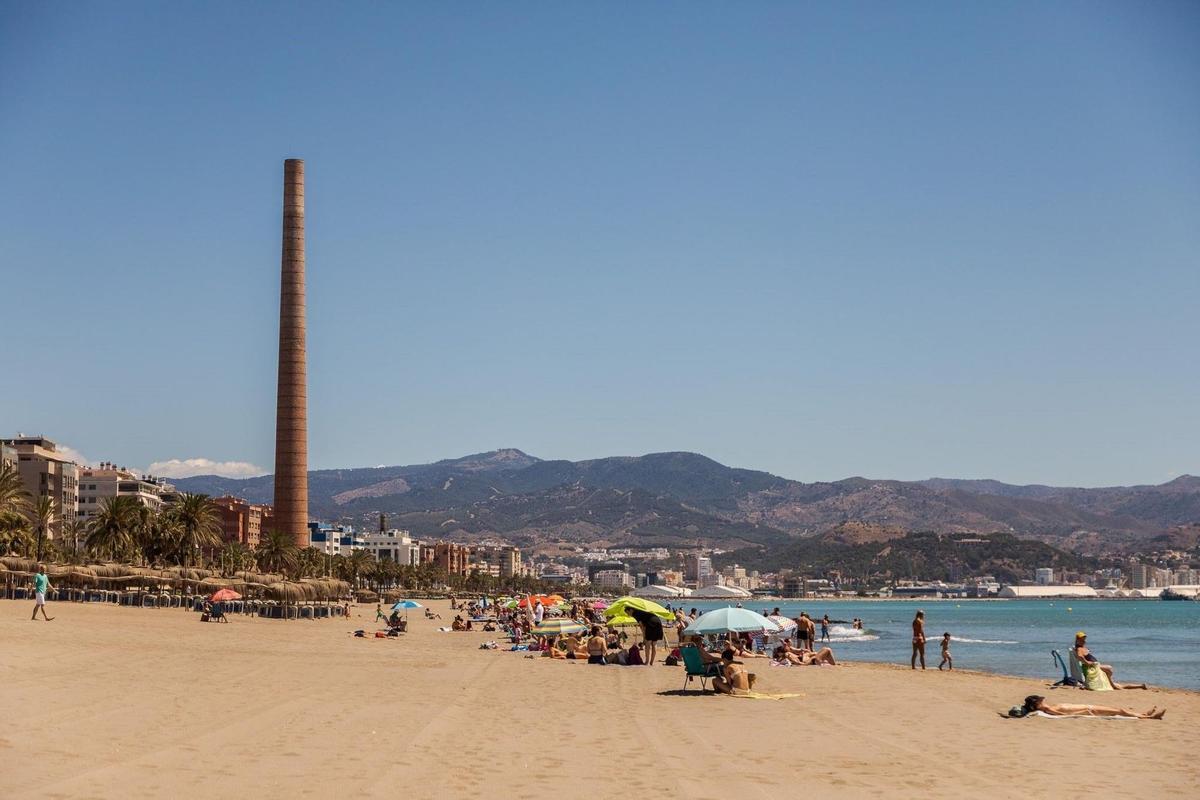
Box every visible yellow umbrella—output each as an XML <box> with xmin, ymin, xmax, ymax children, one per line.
<box><xmin>603</xmin><ymin>596</ymin><xmax>673</xmax><ymax>621</ymax></box>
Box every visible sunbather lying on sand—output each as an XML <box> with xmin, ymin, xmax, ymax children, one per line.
<box><xmin>775</xmin><ymin>642</ymin><xmax>838</xmax><ymax>665</ymax></box>
<box><xmin>1010</xmin><ymin>695</ymin><xmax>1165</xmax><ymax>719</ymax></box>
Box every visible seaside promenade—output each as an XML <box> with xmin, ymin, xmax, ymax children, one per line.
<box><xmin>2</xmin><ymin>598</ymin><xmax>1195</xmax><ymax>798</ymax></box>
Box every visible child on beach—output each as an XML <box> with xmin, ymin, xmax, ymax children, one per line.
<box><xmin>939</xmin><ymin>633</ymin><xmax>952</xmax><ymax>670</ymax></box>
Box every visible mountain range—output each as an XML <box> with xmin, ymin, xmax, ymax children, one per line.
<box><xmin>170</xmin><ymin>449</ymin><xmax>1200</xmax><ymax>557</ymax></box>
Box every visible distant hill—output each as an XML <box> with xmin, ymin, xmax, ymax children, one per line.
<box><xmin>170</xmin><ymin>450</ymin><xmax>1200</xmax><ymax>555</ymax></box>
<box><xmin>716</xmin><ymin>530</ymin><xmax>1101</xmax><ymax>585</ymax></box>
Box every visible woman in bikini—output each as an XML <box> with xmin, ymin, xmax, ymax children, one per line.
<box><xmin>911</xmin><ymin>610</ymin><xmax>926</xmax><ymax>670</ymax></box>
<box><xmin>1014</xmin><ymin>695</ymin><xmax>1164</xmax><ymax>719</ymax></box>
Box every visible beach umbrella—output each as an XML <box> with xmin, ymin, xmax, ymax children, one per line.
<box><xmin>767</xmin><ymin>615</ymin><xmax>797</xmax><ymax>632</ymax></box>
<box><xmin>532</xmin><ymin>619</ymin><xmax>588</xmax><ymax>638</ymax></box>
<box><xmin>684</xmin><ymin>607</ymin><xmax>780</xmax><ymax>636</ymax></box>
<box><xmin>209</xmin><ymin>588</ymin><xmax>242</xmax><ymax>602</ymax></box>
<box><xmin>591</xmin><ymin>600</ymin><xmax>609</xmax><ymax>610</ymax></box>
<box><xmin>604</xmin><ymin>597</ymin><xmax>673</xmax><ymax>622</ymax></box>
<box><xmin>391</xmin><ymin>599</ymin><xmax>422</xmax><ymax>621</ymax></box>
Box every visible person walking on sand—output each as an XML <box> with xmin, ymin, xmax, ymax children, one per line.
<box><xmin>31</xmin><ymin>565</ymin><xmax>54</xmax><ymax>621</ymax></box>
<box><xmin>911</xmin><ymin>610</ymin><xmax>926</xmax><ymax>670</ymax></box>
<box><xmin>938</xmin><ymin>632</ymin><xmax>952</xmax><ymax>670</ymax></box>
<box><xmin>375</xmin><ymin>604</ymin><xmax>387</xmax><ymax>624</ymax></box>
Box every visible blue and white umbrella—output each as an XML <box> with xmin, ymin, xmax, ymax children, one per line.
<box><xmin>684</xmin><ymin>607</ymin><xmax>780</xmax><ymax>636</ymax></box>
<box><xmin>391</xmin><ymin>600</ymin><xmax>423</xmax><ymax>610</ymax></box>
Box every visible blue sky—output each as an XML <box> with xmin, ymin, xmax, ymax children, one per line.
<box><xmin>2</xmin><ymin>2</ymin><xmax>1197</xmax><ymax>486</ymax></box>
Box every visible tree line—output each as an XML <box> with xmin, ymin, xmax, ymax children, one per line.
<box><xmin>1</xmin><ymin>463</ymin><xmax>577</xmax><ymax>593</ymax></box>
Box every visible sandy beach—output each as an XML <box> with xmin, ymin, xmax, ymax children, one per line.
<box><xmin>2</xmin><ymin>598</ymin><xmax>1195</xmax><ymax>799</ymax></box>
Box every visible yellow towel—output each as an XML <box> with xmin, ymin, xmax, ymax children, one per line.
<box><xmin>725</xmin><ymin>691</ymin><xmax>804</xmax><ymax>700</ymax></box>
<box><xmin>1081</xmin><ymin>663</ymin><xmax>1114</xmax><ymax>691</ymax></box>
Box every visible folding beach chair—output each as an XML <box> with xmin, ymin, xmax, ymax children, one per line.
<box><xmin>1050</xmin><ymin>650</ymin><xmax>1081</xmax><ymax>687</ymax></box>
<box><xmin>681</xmin><ymin>645</ymin><xmax>721</xmax><ymax>691</ymax></box>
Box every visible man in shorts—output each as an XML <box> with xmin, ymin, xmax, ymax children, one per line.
<box><xmin>32</xmin><ymin>564</ymin><xmax>54</xmax><ymax>621</ymax></box>
<box><xmin>795</xmin><ymin>612</ymin><xmax>811</xmax><ymax>650</ymax></box>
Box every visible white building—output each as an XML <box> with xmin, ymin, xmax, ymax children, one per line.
<box><xmin>997</xmin><ymin>585</ymin><xmax>1098</xmax><ymax>598</ymax></box>
<box><xmin>77</xmin><ymin>462</ymin><xmax>175</xmax><ymax>522</ymax></box>
<box><xmin>593</xmin><ymin>569</ymin><xmax>632</xmax><ymax>588</ymax></box>
<box><xmin>1035</xmin><ymin>568</ymin><xmax>1055</xmax><ymax>585</ymax></box>
<box><xmin>358</xmin><ymin>529</ymin><xmax>421</xmax><ymax>565</ymax></box>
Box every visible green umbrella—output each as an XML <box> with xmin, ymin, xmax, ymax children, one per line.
<box><xmin>603</xmin><ymin>596</ymin><xmax>673</xmax><ymax>621</ymax></box>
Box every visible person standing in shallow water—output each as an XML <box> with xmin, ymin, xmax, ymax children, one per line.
<box><xmin>911</xmin><ymin>610</ymin><xmax>926</xmax><ymax>670</ymax></box>
<box><xmin>938</xmin><ymin>633</ymin><xmax>952</xmax><ymax>670</ymax></box>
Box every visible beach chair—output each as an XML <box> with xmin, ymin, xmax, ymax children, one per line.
<box><xmin>681</xmin><ymin>645</ymin><xmax>721</xmax><ymax>691</ymax></box>
<box><xmin>1051</xmin><ymin>650</ymin><xmax>1082</xmax><ymax>687</ymax></box>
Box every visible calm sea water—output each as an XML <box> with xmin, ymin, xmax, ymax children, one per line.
<box><xmin>679</xmin><ymin>599</ymin><xmax>1200</xmax><ymax>690</ymax></box>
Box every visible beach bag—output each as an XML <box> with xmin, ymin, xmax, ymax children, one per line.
<box><xmin>200</xmin><ymin>613</ymin><xmax>210</xmax><ymax>622</ymax></box>
<box><xmin>664</xmin><ymin>655</ymin><xmax>679</xmax><ymax>666</ymax></box>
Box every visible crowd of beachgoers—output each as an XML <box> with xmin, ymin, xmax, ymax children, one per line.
<box><xmin>16</xmin><ymin>561</ymin><xmax>1170</xmax><ymax>720</ymax></box>
<box><xmin>383</xmin><ymin>591</ymin><xmax>1169</xmax><ymax>718</ymax></box>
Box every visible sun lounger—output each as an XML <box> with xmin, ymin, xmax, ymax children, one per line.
<box><xmin>681</xmin><ymin>645</ymin><xmax>721</xmax><ymax>691</ymax></box>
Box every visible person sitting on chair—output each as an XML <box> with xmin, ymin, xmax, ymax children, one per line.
<box><xmin>1074</xmin><ymin>632</ymin><xmax>1147</xmax><ymax>689</ymax></box>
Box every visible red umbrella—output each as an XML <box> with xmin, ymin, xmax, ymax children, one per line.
<box><xmin>209</xmin><ymin>588</ymin><xmax>242</xmax><ymax>602</ymax></box>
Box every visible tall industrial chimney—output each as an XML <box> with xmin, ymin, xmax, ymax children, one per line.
<box><xmin>274</xmin><ymin>159</ymin><xmax>309</xmax><ymax>548</ymax></box>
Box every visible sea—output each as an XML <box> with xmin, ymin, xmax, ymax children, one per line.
<box><xmin>680</xmin><ymin>599</ymin><xmax>1200</xmax><ymax>691</ymax></box>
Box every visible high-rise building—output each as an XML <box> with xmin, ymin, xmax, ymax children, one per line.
<box><xmin>274</xmin><ymin>158</ymin><xmax>309</xmax><ymax>547</ymax></box>
<box><xmin>78</xmin><ymin>463</ymin><xmax>175</xmax><ymax>523</ymax></box>
<box><xmin>692</xmin><ymin>553</ymin><xmax>716</xmax><ymax>587</ymax></box>
<box><xmin>2</xmin><ymin>436</ymin><xmax>79</xmax><ymax>538</ymax></box>
<box><xmin>1130</xmin><ymin>564</ymin><xmax>1152</xmax><ymax>589</ymax></box>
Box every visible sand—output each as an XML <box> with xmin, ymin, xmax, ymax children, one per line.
<box><xmin>1</xmin><ymin>598</ymin><xmax>1196</xmax><ymax>799</ymax></box>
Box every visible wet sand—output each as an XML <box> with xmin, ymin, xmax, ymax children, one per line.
<box><xmin>1</xmin><ymin>598</ymin><xmax>1195</xmax><ymax>799</ymax></box>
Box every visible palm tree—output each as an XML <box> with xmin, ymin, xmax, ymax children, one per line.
<box><xmin>0</xmin><ymin>462</ymin><xmax>30</xmax><ymax>518</ymax></box>
<box><xmin>296</xmin><ymin>546</ymin><xmax>323</xmax><ymax>578</ymax></box>
<box><xmin>26</xmin><ymin>496</ymin><xmax>57</xmax><ymax>562</ymax></box>
<box><xmin>59</xmin><ymin>517</ymin><xmax>88</xmax><ymax>563</ymax></box>
<box><xmin>255</xmin><ymin>529</ymin><xmax>298</xmax><ymax>576</ymax></box>
<box><xmin>218</xmin><ymin>541</ymin><xmax>254</xmax><ymax>576</ymax></box>
<box><xmin>0</xmin><ymin>510</ymin><xmax>33</xmax><ymax>556</ymax></box>
<box><xmin>137</xmin><ymin>509</ymin><xmax>179</xmax><ymax>567</ymax></box>
<box><xmin>341</xmin><ymin>549</ymin><xmax>374</xmax><ymax>588</ymax></box>
<box><xmin>170</xmin><ymin>494</ymin><xmax>223</xmax><ymax>567</ymax></box>
<box><xmin>86</xmin><ymin>496</ymin><xmax>142</xmax><ymax>560</ymax></box>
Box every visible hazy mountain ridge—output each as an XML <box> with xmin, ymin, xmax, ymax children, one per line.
<box><xmin>171</xmin><ymin>450</ymin><xmax>1199</xmax><ymax>553</ymax></box>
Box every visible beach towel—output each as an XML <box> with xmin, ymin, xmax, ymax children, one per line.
<box><xmin>1031</xmin><ymin>711</ymin><xmax>1137</xmax><ymax>720</ymax></box>
<box><xmin>1080</xmin><ymin>662</ymin><xmax>1115</xmax><ymax>691</ymax></box>
<box><xmin>724</xmin><ymin>691</ymin><xmax>804</xmax><ymax>701</ymax></box>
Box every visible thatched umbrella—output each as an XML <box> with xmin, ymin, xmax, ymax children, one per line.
<box><xmin>1</xmin><ymin>556</ymin><xmax>37</xmax><ymax>573</ymax></box>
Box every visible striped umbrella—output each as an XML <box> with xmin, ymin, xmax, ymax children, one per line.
<box><xmin>532</xmin><ymin>619</ymin><xmax>588</xmax><ymax>638</ymax></box>
<box><xmin>767</xmin><ymin>615</ymin><xmax>797</xmax><ymax>632</ymax></box>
